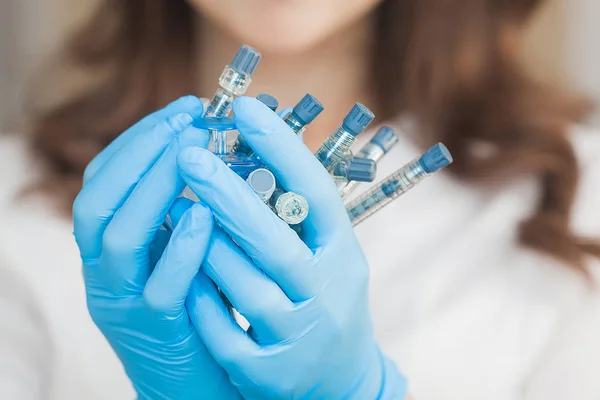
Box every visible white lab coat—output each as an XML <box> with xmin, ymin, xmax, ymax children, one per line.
<box><xmin>0</xmin><ymin>122</ymin><xmax>599</xmax><ymax>400</ymax></box>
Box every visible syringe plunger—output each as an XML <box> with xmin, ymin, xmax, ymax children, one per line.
<box><xmin>247</xmin><ymin>168</ymin><xmax>276</xmax><ymax>203</ymax></box>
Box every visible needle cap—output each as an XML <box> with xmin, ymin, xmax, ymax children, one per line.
<box><xmin>419</xmin><ymin>143</ymin><xmax>453</xmax><ymax>173</ymax></box>
<box><xmin>256</xmin><ymin>94</ymin><xmax>279</xmax><ymax>112</ymax></box>
<box><xmin>230</xmin><ymin>45</ymin><xmax>262</xmax><ymax>77</ymax></box>
<box><xmin>342</xmin><ymin>103</ymin><xmax>375</xmax><ymax>136</ymax></box>
<box><xmin>292</xmin><ymin>94</ymin><xmax>324</xmax><ymax>125</ymax></box>
<box><xmin>371</xmin><ymin>126</ymin><xmax>399</xmax><ymax>153</ymax></box>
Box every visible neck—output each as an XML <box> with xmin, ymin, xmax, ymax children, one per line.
<box><xmin>196</xmin><ymin>16</ymin><xmax>376</xmax><ymax>151</ymax></box>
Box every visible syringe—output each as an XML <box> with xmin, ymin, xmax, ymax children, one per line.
<box><xmin>206</xmin><ymin>45</ymin><xmax>261</xmax><ymax>154</ymax></box>
<box><xmin>346</xmin><ymin>143</ymin><xmax>453</xmax><ymax>226</ymax></box>
<box><xmin>205</xmin><ymin>45</ymin><xmax>261</xmax><ymax>118</ymax></box>
<box><xmin>233</xmin><ymin>93</ymin><xmax>279</xmax><ymax>157</ymax></box>
<box><xmin>314</xmin><ymin>103</ymin><xmax>375</xmax><ymax>172</ymax></box>
<box><xmin>283</xmin><ymin>94</ymin><xmax>324</xmax><ymax>135</ymax></box>
<box><xmin>339</xmin><ymin>126</ymin><xmax>398</xmax><ymax>198</ymax></box>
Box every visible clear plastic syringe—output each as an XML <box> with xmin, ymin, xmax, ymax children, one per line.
<box><xmin>346</xmin><ymin>143</ymin><xmax>453</xmax><ymax>226</ymax></box>
<box><xmin>339</xmin><ymin>126</ymin><xmax>398</xmax><ymax>198</ymax></box>
<box><xmin>283</xmin><ymin>94</ymin><xmax>324</xmax><ymax>135</ymax></box>
<box><xmin>314</xmin><ymin>103</ymin><xmax>375</xmax><ymax>172</ymax></box>
<box><xmin>206</xmin><ymin>45</ymin><xmax>261</xmax><ymax>154</ymax></box>
<box><xmin>205</xmin><ymin>45</ymin><xmax>261</xmax><ymax>118</ymax></box>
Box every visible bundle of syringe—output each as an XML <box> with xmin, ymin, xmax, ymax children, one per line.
<box><xmin>199</xmin><ymin>44</ymin><xmax>453</xmax><ymax>229</ymax></box>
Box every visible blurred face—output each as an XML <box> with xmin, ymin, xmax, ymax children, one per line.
<box><xmin>188</xmin><ymin>0</ymin><xmax>384</xmax><ymax>54</ymax></box>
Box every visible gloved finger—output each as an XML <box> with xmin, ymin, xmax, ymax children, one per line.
<box><xmin>203</xmin><ymin>226</ymin><xmax>294</xmax><ymax>343</ymax></box>
<box><xmin>100</xmin><ymin>126</ymin><xmax>209</xmax><ymax>294</ymax></box>
<box><xmin>83</xmin><ymin>96</ymin><xmax>204</xmax><ymax>184</ymax></box>
<box><xmin>144</xmin><ymin>202</ymin><xmax>213</xmax><ymax>315</ymax></box>
<box><xmin>164</xmin><ymin>196</ymin><xmax>195</xmax><ymax>232</ymax></box>
<box><xmin>178</xmin><ymin>146</ymin><xmax>321</xmax><ymax>301</ymax></box>
<box><xmin>170</xmin><ymin>197</ymin><xmax>295</xmax><ymax>341</ymax></box>
<box><xmin>149</xmin><ymin>229</ymin><xmax>170</xmax><ymax>266</ymax></box>
<box><xmin>233</xmin><ymin>97</ymin><xmax>349</xmax><ymax>246</ymax></box>
<box><xmin>187</xmin><ymin>272</ymin><xmax>257</xmax><ymax>377</ymax></box>
<box><xmin>169</xmin><ymin>197</ymin><xmax>196</xmax><ymax>227</ymax></box>
<box><xmin>73</xmin><ymin>112</ymin><xmax>195</xmax><ymax>261</ymax></box>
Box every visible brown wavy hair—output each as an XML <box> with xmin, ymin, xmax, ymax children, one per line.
<box><xmin>29</xmin><ymin>0</ymin><xmax>599</xmax><ymax>273</ymax></box>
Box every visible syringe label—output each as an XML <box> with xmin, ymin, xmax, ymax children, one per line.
<box><xmin>206</xmin><ymin>95</ymin><xmax>233</xmax><ymax>118</ymax></box>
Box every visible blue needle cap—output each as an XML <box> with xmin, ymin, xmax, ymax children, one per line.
<box><xmin>342</xmin><ymin>103</ymin><xmax>375</xmax><ymax>136</ymax></box>
<box><xmin>419</xmin><ymin>143</ymin><xmax>453</xmax><ymax>173</ymax></box>
<box><xmin>370</xmin><ymin>126</ymin><xmax>398</xmax><ymax>153</ymax></box>
<box><xmin>292</xmin><ymin>94</ymin><xmax>324</xmax><ymax>125</ymax></box>
<box><xmin>256</xmin><ymin>94</ymin><xmax>279</xmax><ymax>112</ymax></box>
<box><xmin>346</xmin><ymin>157</ymin><xmax>377</xmax><ymax>182</ymax></box>
<box><xmin>230</xmin><ymin>45</ymin><xmax>262</xmax><ymax>77</ymax></box>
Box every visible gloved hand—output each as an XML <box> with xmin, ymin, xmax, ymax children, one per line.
<box><xmin>177</xmin><ymin>96</ymin><xmax>409</xmax><ymax>399</ymax></box>
<box><xmin>73</xmin><ymin>96</ymin><xmax>240</xmax><ymax>400</ymax></box>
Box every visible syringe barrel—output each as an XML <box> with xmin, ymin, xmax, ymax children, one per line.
<box><xmin>218</xmin><ymin>66</ymin><xmax>252</xmax><ymax>96</ymax></box>
<box><xmin>283</xmin><ymin>112</ymin><xmax>306</xmax><ymax>135</ymax></box>
<box><xmin>205</xmin><ymin>66</ymin><xmax>254</xmax><ymax>118</ymax></box>
<box><xmin>205</xmin><ymin>88</ymin><xmax>235</xmax><ymax>118</ymax></box>
<box><xmin>346</xmin><ymin>158</ymin><xmax>428</xmax><ymax>226</ymax></box>
<box><xmin>314</xmin><ymin>125</ymin><xmax>356</xmax><ymax>172</ymax></box>
<box><xmin>357</xmin><ymin>143</ymin><xmax>386</xmax><ymax>163</ymax></box>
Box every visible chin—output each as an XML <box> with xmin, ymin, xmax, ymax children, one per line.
<box><xmin>229</xmin><ymin>28</ymin><xmax>331</xmax><ymax>56</ymax></box>
<box><xmin>191</xmin><ymin>0</ymin><xmax>383</xmax><ymax>56</ymax></box>
<box><xmin>218</xmin><ymin>16</ymin><xmax>339</xmax><ymax>56</ymax></box>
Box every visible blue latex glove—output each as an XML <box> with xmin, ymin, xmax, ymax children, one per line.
<box><xmin>73</xmin><ymin>96</ymin><xmax>240</xmax><ymax>399</ymax></box>
<box><xmin>176</xmin><ymin>97</ymin><xmax>409</xmax><ymax>399</ymax></box>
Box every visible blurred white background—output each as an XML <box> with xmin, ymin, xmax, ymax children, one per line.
<box><xmin>0</xmin><ymin>0</ymin><xmax>599</xmax><ymax>130</ymax></box>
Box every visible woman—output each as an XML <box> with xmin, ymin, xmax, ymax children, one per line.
<box><xmin>1</xmin><ymin>0</ymin><xmax>599</xmax><ymax>398</ymax></box>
